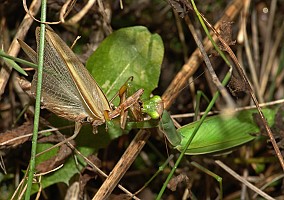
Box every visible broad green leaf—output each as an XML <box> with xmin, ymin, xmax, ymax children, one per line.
<box><xmin>35</xmin><ymin>143</ymin><xmax>58</xmax><ymax>166</ymax></box>
<box><xmin>31</xmin><ymin>119</ymin><xmax>111</xmax><ymax>194</ymax></box>
<box><xmin>86</xmin><ymin>26</ymin><xmax>164</xmax><ymax>104</ymax></box>
<box><xmin>176</xmin><ymin>108</ymin><xmax>278</xmax><ymax>155</ymax></box>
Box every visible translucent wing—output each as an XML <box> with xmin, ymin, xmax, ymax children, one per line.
<box><xmin>19</xmin><ymin>26</ymin><xmax>110</xmax><ymax>125</ymax></box>
<box><xmin>41</xmin><ymin>27</ymin><xmax>111</xmax><ymax>123</ymax></box>
<box><xmin>18</xmin><ymin>38</ymin><xmax>88</xmax><ymax>122</ymax></box>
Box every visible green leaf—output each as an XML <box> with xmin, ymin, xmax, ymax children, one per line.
<box><xmin>86</xmin><ymin>26</ymin><xmax>164</xmax><ymax>104</ymax></box>
<box><xmin>30</xmin><ymin>119</ymin><xmax>112</xmax><ymax>194</ymax></box>
<box><xmin>176</xmin><ymin>108</ymin><xmax>278</xmax><ymax>155</ymax></box>
<box><xmin>35</xmin><ymin>143</ymin><xmax>58</xmax><ymax>166</ymax></box>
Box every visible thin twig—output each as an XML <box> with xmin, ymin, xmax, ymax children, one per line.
<box><xmin>22</xmin><ymin>0</ymin><xmax>61</xmax><ymax>24</ymax></box>
<box><xmin>259</xmin><ymin>21</ymin><xmax>284</xmax><ymax>96</ymax></box>
<box><xmin>0</xmin><ymin>0</ymin><xmax>41</xmax><ymax>97</ymax></box>
<box><xmin>92</xmin><ymin>129</ymin><xmax>151</xmax><ymax>200</ymax></box>
<box><xmin>172</xmin><ymin>9</ymin><xmax>196</xmax><ymax>107</ymax></box>
<box><xmin>241</xmin><ymin>1</ymin><xmax>262</xmax><ymax>102</ymax></box>
<box><xmin>185</xmin><ymin>16</ymin><xmax>236</xmax><ymax>112</ymax></box>
<box><xmin>65</xmin><ymin>0</ymin><xmax>96</xmax><ymax>25</ymax></box>
<box><xmin>162</xmin><ymin>0</ymin><xmax>243</xmax><ymax>109</ymax></box>
<box><xmin>199</xmin><ymin>3</ymin><xmax>284</xmax><ymax>171</ymax></box>
<box><xmin>171</xmin><ymin>98</ymin><xmax>284</xmax><ymax>119</ymax></box>
<box><xmin>215</xmin><ymin>160</ymin><xmax>275</xmax><ymax>200</ymax></box>
<box><xmin>260</xmin><ymin>0</ymin><xmax>277</xmax><ymax>79</ymax></box>
<box><xmin>69</xmin><ymin>142</ymin><xmax>141</xmax><ymax>200</ymax></box>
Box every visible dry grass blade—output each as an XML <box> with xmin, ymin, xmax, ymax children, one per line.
<box><xmin>65</xmin><ymin>0</ymin><xmax>96</xmax><ymax>25</ymax></box>
<box><xmin>185</xmin><ymin>16</ymin><xmax>236</xmax><ymax>112</ymax></box>
<box><xmin>69</xmin><ymin>142</ymin><xmax>141</xmax><ymax>200</ymax></box>
<box><xmin>162</xmin><ymin>0</ymin><xmax>243</xmax><ymax>109</ymax></box>
<box><xmin>215</xmin><ymin>160</ymin><xmax>275</xmax><ymax>200</ymax></box>
<box><xmin>0</xmin><ymin>0</ymin><xmax>40</xmax><ymax>97</ymax></box>
<box><xmin>199</xmin><ymin>6</ymin><xmax>284</xmax><ymax>171</ymax></box>
<box><xmin>92</xmin><ymin>129</ymin><xmax>150</xmax><ymax>200</ymax></box>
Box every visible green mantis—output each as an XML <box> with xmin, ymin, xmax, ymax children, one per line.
<box><xmin>1</xmin><ymin>24</ymin><xmax>280</xmax><ymax>199</ymax></box>
<box><xmin>144</xmin><ymin>96</ymin><xmax>279</xmax><ymax>155</ymax></box>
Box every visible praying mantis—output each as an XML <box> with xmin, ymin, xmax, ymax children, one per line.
<box><xmin>0</xmin><ymin>24</ymin><xmax>280</xmax><ymax>199</ymax></box>
<box><xmin>18</xmin><ymin>26</ymin><xmax>144</xmax><ymax>136</ymax></box>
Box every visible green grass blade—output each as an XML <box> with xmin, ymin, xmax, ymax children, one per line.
<box><xmin>1</xmin><ymin>54</ymin><xmax>28</xmax><ymax>76</ymax></box>
<box><xmin>25</xmin><ymin>1</ymin><xmax>46</xmax><ymax>199</ymax></box>
<box><xmin>0</xmin><ymin>49</ymin><xmax>38</xmax><ymax>69</ymax></box>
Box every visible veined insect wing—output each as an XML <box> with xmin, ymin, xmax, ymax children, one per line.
<box><xmin>18</xmin><ymin>26</ymin><xmax>111</xmax><ymax>126</ymax></box>
<box><xmin>40</xmin><ymin>27</ymin><xmax>111</xmax><ymax>123</ymax></box>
